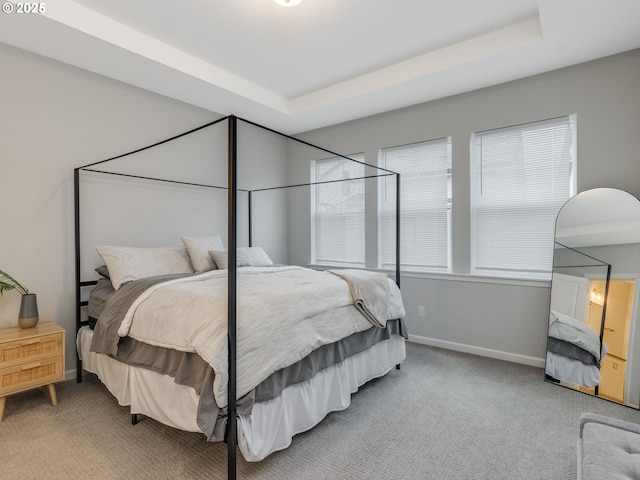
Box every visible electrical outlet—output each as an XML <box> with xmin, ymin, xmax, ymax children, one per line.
<box><xmin>418</xmin><ymin>306</ymin><xmax>426</xmax><ymax>317</ymax></box>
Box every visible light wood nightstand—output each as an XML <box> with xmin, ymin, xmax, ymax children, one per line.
<box><xmin>0</xmin><ymin>321</ymin><xmax>65</xmax><ymax>422</ymax></box>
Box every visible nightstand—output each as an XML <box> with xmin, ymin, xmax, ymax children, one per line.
<box><xmin>0</xmin><ymin>321</ymin><xmax>65</xmax><ymax>422</ymax></box>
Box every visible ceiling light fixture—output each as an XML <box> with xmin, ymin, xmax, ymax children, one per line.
<box><xmin>274</xmin><ymin>0</ymin><xmax>303</xmax><ymax>7</ymax></box>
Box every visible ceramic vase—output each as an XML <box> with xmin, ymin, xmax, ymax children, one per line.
<box><xmin>18</xmin><ymin>293</ymin><xmax>39</xmax><ymax>328</ymax></box>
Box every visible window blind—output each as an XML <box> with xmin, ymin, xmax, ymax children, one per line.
<box><xmin>380</xmin><ymin>139</ymin><xmax>451</xmax><ymax>271</ymax></box>
<box><xmin>313</xmin><ymin>155</ymin><xmax>365</xmax><ymax>266</ymax></box>
<box><xmin>471</xmin><ymin>116</ymin><xmax>576</xmax><ymax>279</ymax></box>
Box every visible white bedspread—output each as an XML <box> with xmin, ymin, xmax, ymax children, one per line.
<box><xmin>116</xmin><ymin>265</ymin><xmax>405</xmax><ymax>407</ymax></box>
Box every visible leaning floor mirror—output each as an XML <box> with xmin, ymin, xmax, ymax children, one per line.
<box><xmin>545</xmin><ymin>187</ymin><xmax>640</xmax><ymax>408</ymax></box>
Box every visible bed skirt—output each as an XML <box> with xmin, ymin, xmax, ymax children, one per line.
<box><xmin>77</xmin><ymin>326</ymin><xmax>406</xmax><ymax>461</ymax></box>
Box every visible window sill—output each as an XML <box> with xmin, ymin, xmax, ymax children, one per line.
<box><xmin>308</xmin><ymin>263</ymin><xmax>551</xmax><ymax>288</ymax></box>
<box><xmin>387</xmin><ymin>269</ymin><xmax>551</xmax><ymax>288</ymax></box>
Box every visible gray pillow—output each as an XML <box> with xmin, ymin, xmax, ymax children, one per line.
<box><xmin>95</xmin><ymin>265</ymin><xmax>110</xmax><ymax>279</ymax></box>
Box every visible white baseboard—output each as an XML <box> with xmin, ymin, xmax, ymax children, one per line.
<box><xmin>64</xmin><ymin>338</ymin><xmax>545</xmax><ymax>383</ymax></box>
<box><xmin>408</xmin><ymin>334</ymin><xmax>546</xmax><ymax>368</ymax></box>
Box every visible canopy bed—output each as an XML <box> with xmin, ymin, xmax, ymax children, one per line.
<box><xmin>73</xmin><ymin>116</ymin><xmax>407</xmax><ymax>479</ymax></box>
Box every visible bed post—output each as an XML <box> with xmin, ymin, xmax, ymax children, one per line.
<box><xmin>74</xmin><ymin>168</ymin><xmax>83</xmax><ymax>383</ymax></box>
<box><xmin>395</xmin><ymin>173</ymin><xmax>401</xmax><ymax>289</ymax></box>
<box><xmin>227</xmin><ymin>115</ymin><xmax>238</xmax><ymax>480</ymax></box>
<box><xmin>248</xmin><ymin>190</ymin><xmax>252</xmax><ymax>247</ymax></box>
<box><xmin>395</xmin><ymin>172</ymin><xmax>402</xmax><ymax>370</ymax></box>
<box><xmin>594</xmin><ymin>263</ymin><xmax>612</xmax><ymax>397</ymax></box>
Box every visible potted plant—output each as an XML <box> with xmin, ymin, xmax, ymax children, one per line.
<box><xmin>0</xmin><ymin>268</ymin><xmax>38</xmax><ymax>328</ymax></box>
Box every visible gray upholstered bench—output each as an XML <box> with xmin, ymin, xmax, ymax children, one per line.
<box><xmin>578</xmin><ymin>413</ymin><xmax>640</xmax><ymax>479</ymax></box>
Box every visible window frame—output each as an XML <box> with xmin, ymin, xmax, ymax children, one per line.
<box><xmin>310</xmin><ymin>153</ymin><xmax>367</xmax><ymax>267</ymax></box>
<box><xmin>378</xmin><ymin>137</ymin><xmax>452</xmax><ymax>273</ymax></box>
<box><xmin>470</xmin><ymin>115</ymin><xmax>577</xmax><ymax>280</ymax></box>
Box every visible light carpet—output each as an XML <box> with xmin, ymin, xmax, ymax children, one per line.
<box><xmin>2</xmin><ymin>342</ymin><xmax>639</xmax><ymax>479</ymax></box>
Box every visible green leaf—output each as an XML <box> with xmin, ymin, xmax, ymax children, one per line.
<box><xmin>0</xmin><ymin>268</ymin><xmax>29</xmax><ymax>298</ymax></box>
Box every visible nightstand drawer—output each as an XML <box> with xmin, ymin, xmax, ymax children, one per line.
<box><xmin>0</xmin><ymin>356</ymin><xmax>64</xmax><ymax>396</ymax></box>
<box><xmin>0</xmin><ymin>333</ymin><xmax>63</xmax><ymax>368</ymax></box>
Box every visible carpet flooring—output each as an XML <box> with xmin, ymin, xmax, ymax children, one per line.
<box><xmin>2</xmin><ymin>342</ymin><xmax>640</xmax><ymax>479</ymax></box>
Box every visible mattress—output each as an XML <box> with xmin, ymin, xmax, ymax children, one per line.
<box><xmin>77</xmin><ymin>326</ymin><xmax>406</xmax><ymax>461</ymax></box>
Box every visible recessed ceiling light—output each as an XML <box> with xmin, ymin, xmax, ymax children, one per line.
<box><xmin>274</xmin><ymin>0</ymin><xmax>303</xmax><ymax>7</ymax></box>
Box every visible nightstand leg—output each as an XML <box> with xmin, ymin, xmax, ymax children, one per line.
<box><xmin>47</xmin><ymin>384</ymin><xmax>58</xmax><ymax>406</ymax></box>
<box><xmin>0</xmin><ymin>396</ymin><xmax>5</xmax><ymax>423</ymax></box>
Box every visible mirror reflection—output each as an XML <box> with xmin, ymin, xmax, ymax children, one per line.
<box><xmin>545</xmin><ymin>188</ymin><xmax>640</xmax><ymax>408</ymax></box>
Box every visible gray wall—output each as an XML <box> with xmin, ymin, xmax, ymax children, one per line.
<box><xmin>0</xmin><ymin>43</ymin><xmax>208</xmax><ymax>368</ymax></box>
<box><xmin>0</xmin><ymin>44</ymin><xmax>289</xmax><ymax>373</ymax></box>
<box><xmin>2</xmin><ymin>38</ymin><xmax>639</xmax><ymax>373</ymax></box>
<box><xmin>289</xmin><ymin>49</ymin><xmax>640</xmax><ymax>365</ymax></box>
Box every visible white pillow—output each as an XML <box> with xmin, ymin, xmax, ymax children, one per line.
<box><xmin>209</xmin><ymin>246</ymin><xmax>273</xmax><ymax>269</ymax></box>
<box><xmin>96</xmin><ymin>245</ymin><xmax>193</xmax><ymax>290</ymax></box>
<box><xmin>181</xmin><ymin>234</ymin><xmax>225</xmax><ymax>273</ymax></box>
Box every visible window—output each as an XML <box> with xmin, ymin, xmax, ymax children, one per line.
<box><xmin>471</xmin><ymin>115</ymin><xmax>576</xmax><ymax>279</ymax></box>
<box><xmin>312</xmin><ymin>154</ymin><xmax>365</xmax><ymax>266</ymax></box>
<box><xmin>380</xmin><ymin>139</ymin><xmax>451</xmax><ymax>272</ymax></box>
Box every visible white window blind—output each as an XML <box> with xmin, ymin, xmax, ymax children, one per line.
<box><xmin>313</xmin><ymin>154</ymin><xmax>365</xmax><ymax>266</ymax></box>
<box><xmin>380</xmin><ymin>139</ymin><xmax>451</xmax><ymax>272</ymax></box>
<box><xmin>471</xmin><ymin>116</ymin><xmax>576</xmax><ymax>279</ymax></box>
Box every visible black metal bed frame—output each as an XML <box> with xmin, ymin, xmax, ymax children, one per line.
<box><xmin>73</xmin><ymin>115</ymin><xmax>401</xmax><ymax>480</ymax></box>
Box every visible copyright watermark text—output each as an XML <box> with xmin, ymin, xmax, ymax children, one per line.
<box><xmin>3</xmin><ymin>3</ymin><xmax>46</xmax><ymax>14</ymax></box>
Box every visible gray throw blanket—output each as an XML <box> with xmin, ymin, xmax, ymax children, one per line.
<box><xmin>329</xmin><ymin>269</ymin><xmax>391</xmax><ymax>328</ymax></box>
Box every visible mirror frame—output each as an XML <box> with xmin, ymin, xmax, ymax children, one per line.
<box><xmin>545</xmin><ymin>188</ymin><xmax>640</xmax><ymax>408</ymax></box>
